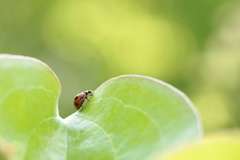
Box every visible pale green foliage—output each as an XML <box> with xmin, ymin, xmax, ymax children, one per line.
<box><xmin>0</xmin><ymin>55</ymin><xmax>202</xmax><ymax>160</ymax></box>
<box><xmin>166</xmin><ymin>131</ymin><xmax>240</xmax><ymax>160</ymax></box>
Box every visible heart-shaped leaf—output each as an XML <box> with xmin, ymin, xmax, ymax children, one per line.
<box><xmin>0</xmin><ymin>54</ymin><xmax>202</xmax><ymax>160</ymax></box>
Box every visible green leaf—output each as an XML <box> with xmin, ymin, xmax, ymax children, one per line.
<box><xmin>0</xmin><ymin>54</ymin><xmax>62</xmax><ymax>159</ymax></box>
<box><xmin>0</xmin><ymin>54</ymin><xmax>202</xmax><ymax>160</ymax></box>
<box><xmin>165</xmin><ymin>131</ymin><xmax>240</xmax><ymax>160</ymax></box>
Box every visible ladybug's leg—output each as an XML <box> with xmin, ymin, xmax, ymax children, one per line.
<box><xmin>81</xmin><ymin>99</ymin><xmax>88</xmax><ymax>108</ymax></box>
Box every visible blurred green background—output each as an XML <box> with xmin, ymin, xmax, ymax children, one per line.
<box><xmin>0</xmin><ymin>0</ymin><xmax>240</xmax><ymax>133</ymax></box>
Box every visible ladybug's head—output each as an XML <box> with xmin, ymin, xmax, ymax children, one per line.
<box><xmin>84</xmin><ymin>90</ymin><xmax>93</xmax><ymax>96</ymax></box>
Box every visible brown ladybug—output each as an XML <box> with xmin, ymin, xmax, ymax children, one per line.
<box><xmin>73</xmin><ymin>90</ymin><xmax>93</xmax><ymax>110</ymax></box>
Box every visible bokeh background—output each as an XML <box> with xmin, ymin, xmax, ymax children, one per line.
<box><xmin>1</xmin><ymin>0</ymin><xmax>240</xmax><ymax>133</ymax></box>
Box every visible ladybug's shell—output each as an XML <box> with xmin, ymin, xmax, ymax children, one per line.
<box><xmin>74</xmin><ymin>93</ymin><xmax>87</xmax><ymax>110</ymax></box>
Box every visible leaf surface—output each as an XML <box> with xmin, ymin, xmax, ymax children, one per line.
<box><xmin>0</xmin><ymin>55</ymin><xmax>202</xmax><ymax>160</ymax></box>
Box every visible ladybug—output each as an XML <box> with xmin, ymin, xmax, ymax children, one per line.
<box><xmin>73</xmin><ymin>90</ymin><xmax>93</xmax><ymax>110</ymax></box>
